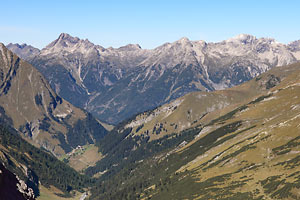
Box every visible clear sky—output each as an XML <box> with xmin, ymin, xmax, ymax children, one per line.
<box><xmin>1</xmin><ymin>0</ymin><xmax>300</xmax><ymax>49</ymax></box>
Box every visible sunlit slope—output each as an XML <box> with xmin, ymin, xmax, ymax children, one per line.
<box><xmin>87</xmin><ymin>63</ymin><xmax>300</xmax><ymax>199</ymax></box>
<box><xmin>0</xmin><ymin>43</ymin><xmax>107</xmax><ymax>156</ymax></box>
<box><xmin>145</xmin><ymin>62</ymin><xmax>300</xmax><ymax>199</ymax></box>
<box><xmin>125</xmin><ymin>62</ymin><xmax>298</xmax><ymax>142</ymax></box>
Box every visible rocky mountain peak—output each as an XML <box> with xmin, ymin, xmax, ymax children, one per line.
<box><xmin>0</xmin><ymin>43</ymin><xmax>5</xmax><ymax>51</ymax></box>
<box><xmin>178</xmin><ymin>37</ymin><xmax>190</xmax><ymax>43</ymax></box>
<box><xmin>117</xmin><ymin>44</ymin><xmax>142</xmax><ymax>51</ymax></box>
<box><xmin>288</xmin><ymin>40</ymin><xmax>300</xmax><ymax>51</ymax></box>
<box><xmin>8</xmin><ymin>43</ymin><xmax>27</xmax><ymax>49</ymax></box>
<box><xmin>46</xmin><ymin>33</ymin><xmax>80</xmax><ymax>48</ymax></box>
<box><xmin>57</xmin><ymin>33</ymin><xmax>82</xmax><ymax>44</ymax></box>
<box><xmin>41</xmin><ymin>33</ymin><xmax>97</xmax><ymax>55</ymax></box>
<box><xmin>287</xmin><ymin>40</ymin><xmax>300</xmax><ymax>60</ymax></box>
<box><xmin>174</xmin><ymin>37</ymin><xmax>193</xmax><ymax>48</ymax></box>
<box><xmin>194</xmin><ymin>40</ymin><xmax>207</xmax><ymax>45</ymax></box>
<box><xmin>58</xmin><ymin>32</ymin><xmax>76</xmax><ymax>40</ymax></box>
<box><xmin>226</xmin><ymin>34</ymin><xmax>256</xmax><ymax>44</ymax></box>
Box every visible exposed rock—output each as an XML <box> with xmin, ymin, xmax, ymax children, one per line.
<box><xmin>0</xmin><ymin>162</ymin><xmax>35</xmax><ymax>200</ymax></box>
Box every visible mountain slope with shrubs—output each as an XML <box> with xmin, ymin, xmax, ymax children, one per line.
<box><xmin>85</xmin><ymin>62</ymin><xmax>300</xmax><ymax>199</ymax></box>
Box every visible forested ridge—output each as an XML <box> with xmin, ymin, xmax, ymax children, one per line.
<box><xmin>0</xmin><ymin>125</ymin><xmax>94</xmax><ymax>197</ymax></box>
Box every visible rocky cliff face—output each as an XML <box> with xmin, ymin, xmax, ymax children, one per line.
<box><xmin>8</xmin><ymin>34</ymin><xmax>300</xmax><ymax>124</ymax></box>
<box><xmin>0</xmin><ymin>43</ymin><xmax>107</xmax><ymax>156</ymax></box>
<box><xmin>0</xmin><ymin>162</ymin><xmax>35</xmax><ymax>200</ymax></box>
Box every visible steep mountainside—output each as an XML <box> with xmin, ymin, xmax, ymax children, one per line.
<box><xmin>0</xmin><ymin>43</ymin><xmax>107</xmax><ymax>156</ymax></box>
<box><xmin>0</xmin><ymin>162</ymin><xmax>35</xmax><ymax>200</ymax></box>
<box><xmin>8</xmin><ymin>34</ymin><xmax>300</xmax><ymax>124</ymax></box>
<box><xmin>121</xmin><ymin>60</ymin><xmax>291</xmax><ymax>142</ymax></box>
<box><xmin>0</xmin><ymin>124</ymin><xmax>92</xmax><ymax>199</ymax></box>
<box><xmin>144</xmin><ymin>62</ymin><xmax>300</xmax><ymax>200</ymax></box>
<box><xmin>84</xmin><ymin>62</ymin><xmax>300</xmax><ymax>199</ymax></box>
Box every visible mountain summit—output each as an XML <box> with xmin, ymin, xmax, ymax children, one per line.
<box><xmin>41</xmin><ymin>33</ymin><xmax>97</xmax><ymax>56</ymax></box>
<box><xmin>45</xmin><ymin>33</ymin><xmax>80</xmax><ymax>48</ymax></box>
<box><xmin>226</xmin><ymin>33</ymin><xmax>256</xmax><ymax>44</ymax></box>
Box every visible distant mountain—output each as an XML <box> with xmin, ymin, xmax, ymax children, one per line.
<box><xmin>288</xmin><ymin>40</ymin><xmax>300</xmax><ymax>58</ymax></box>
<box><xmin>8</xmin><ymin>33</ymin><xmax>300</xmax><ymax>124</ymax></box>
<box><xmin>85</xmin><ymin>62</ymin><xmax>300</xmax><ymax>199</ymax></box>
<box><xmin>0</xmin><ymin>43</ymin><xmax>107</xmax><ymax>156</ymax></box>
<box><xmin>6</xmin><ymin>43</ymin><xmax>40</xmax><ymax>60</ymax></box>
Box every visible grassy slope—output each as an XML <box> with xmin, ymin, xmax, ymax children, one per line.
<box><xmin>145</xmin><ymin>63</ymin><xmax>300</xmax><ymax>199</ymax></box>
<box><xmin>88</xmin><ymin>62</ymin><xmax>300</xmax><ymax>199</ymax></box>
<box><xmin>124</xmin><ymin>62</ymin><xmax>295</xmax><ymax>142</ymax></box>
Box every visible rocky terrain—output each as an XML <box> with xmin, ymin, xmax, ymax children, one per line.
<box><xmin>0</xmin><ymin>162</ymin><xmax>35</xmax><ymax>200</ymax></box>
<box><xmin>8</xmin><ymin>33</ymin><xmax>300</xmax><ymax>124</ymax></box>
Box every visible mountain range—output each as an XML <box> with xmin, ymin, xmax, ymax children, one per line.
<box><xmin>2</xmin><ymin>33</ymin><xmax>300</xmax><ymax>199</ymax></box>
<box><xmin>7</xmin><ymin>33</ymin><xmax>300</xmax><ymax>124</ymax></box>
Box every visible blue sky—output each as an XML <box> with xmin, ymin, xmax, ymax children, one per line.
<box><xmin>1</xmin><ymin>0</ymin><xmax>300</xmax><ymax>49</ymax></box>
